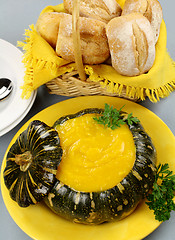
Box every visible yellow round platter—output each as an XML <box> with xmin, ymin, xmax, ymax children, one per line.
<box><xmin>1</xmin><ymin>96</ymin><xmax>175</xmax><ymax>240</ymax></box>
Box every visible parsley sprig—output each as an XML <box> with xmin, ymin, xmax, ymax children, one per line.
<box><xmin>146</xmin><ymin>163</ymin><xmax>175</xmax><ymax>222</ymax></box>
<box><xmin>93</xmin><ymin>103</ymin><xmax>139</xmax><ymax>130</ymax></box>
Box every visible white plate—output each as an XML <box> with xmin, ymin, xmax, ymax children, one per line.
<box><xmin>0</xmin><ymin>39</ymin><xmax>37</xmax><ymax>136</ymax></box>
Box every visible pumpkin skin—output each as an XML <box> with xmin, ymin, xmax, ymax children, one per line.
<box><xmin>44</xmin><ymin>109</ymin><xmax>157</xmax><ymax>224</ymax></box>
<box><xmin>3</xmin><ymin>120</ymin><xmax>62</xmax><ymax>207</ymax></box>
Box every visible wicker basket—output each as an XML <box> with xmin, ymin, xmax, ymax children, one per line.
<box><xmin>46</xmin><ymin>71</ymin><xmax>139</xmax><ymax>101</ymax></box>
<box><xmin>46</xmin><ymin>0</ymin><xmax>140</xmax><ymax>101</ymax></box>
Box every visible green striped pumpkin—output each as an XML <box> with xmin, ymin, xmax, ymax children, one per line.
<box><xmin>44</xmin><ymin>108</ymin><xmax>157</xmax><ymax>224</ymax></box>
<box><xmin>3</xmin><ymin>120</ymin><xmax>62</xmax><ymax>207</ymax></box>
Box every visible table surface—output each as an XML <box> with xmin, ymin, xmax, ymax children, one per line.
<box><xmin>0</xmin><ymin>0</ymin><xmax>175</xmax><ymax>239</ymax></box>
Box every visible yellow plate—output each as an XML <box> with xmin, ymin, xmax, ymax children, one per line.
<box><xmin>1</xmin><ymin>96</ymin><xmax>175</xmax><ymax>240</ymax></box>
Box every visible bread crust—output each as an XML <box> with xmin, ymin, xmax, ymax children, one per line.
<box><xmin>56</xmin><ymin>15</ymin><xmax>110</xmax><ymax>65</ymax></box>
<box><xmin>122</xmin><ymin>0</ymin><xmax>163</xmax><ymax>43</ymax></box>
<box><xmin>106</xmin><ymin>13</ymin><xmax>155</xmax><ymax>76</ymax></box>
<box><xmin>36</xmin><ymin>12</ymin><xmax>69</xmax><ymax>48</ymax></box>
<box><xmin>63</xmin><ymin>0</ymin><xmax>122</xmax><ymax>23</ymax></box>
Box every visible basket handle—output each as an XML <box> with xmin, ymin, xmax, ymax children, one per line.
<box><xmin>72</xmin><ymin>0</ymin><xmax>86</xmax><ymax>81</ymax></box>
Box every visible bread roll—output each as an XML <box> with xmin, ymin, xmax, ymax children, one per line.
<box><xmin>106</xmin><ymin>13</ymin><xmax>155</xmax><ymax>76</ymax></box>
<box><xmin>63</xmin><ymin>0</ymin><xmax>122</xmax><ymax>23</ymax></box>
<box><xmin>56</xmin><ymin>15</ymin><xmax>110</xmax><ymax>64</ymax></box>
<box><xmin>36</xmin><ymin>12</ymin><xmax>69</xmax><ymax>48</ymax></box>
<box><xmin>122</xmin><ymin>0</ymin><xmax>163</xmax><ymax>43</ymax></box>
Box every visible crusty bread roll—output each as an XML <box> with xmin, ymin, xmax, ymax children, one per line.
<box><xmin>106</xmin><ymin>13</ymin><xmax>155</xmax><ymax>76</ymax></box>
<box><xmin>56</xmin><ymin>14</ymin><xmax>110</xmax><ymax>65</ymax></box>
<box><xmin>36</xmin><ymin>12</ymin><xmax>69</xmax><ymax>48</ymax></box>
<box><xmin>63</xmin><ymin>0</ymin><xmax>122</xmax><ymax>23</ymax></box>
<box><xmin>122</xmin><ymin>0</ymin><xmax>163</xmax><ymax>43</ymax></box>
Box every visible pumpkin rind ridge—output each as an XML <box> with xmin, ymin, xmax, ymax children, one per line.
<box><xmin>3</xmin><ymin>120</ymin><xmax>63</xmax><ymax>207</ymax></box>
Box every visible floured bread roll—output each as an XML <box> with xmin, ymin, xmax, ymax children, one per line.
<box><xmin>36</xmin><ymin>12</ymin><xmax>69</xmax><ymax>48</ymax></box>
<box><xmin>56</xmin><ymin>15</ymin><xmax>110</xmax><ymax>64</ymax></box>
<box><xmin>63</xmin><ymin>0</ymin><xmax>122</xmax><ymax>23</ymax></box>
<box><xmin>122</xmin><ymin>0</ymin><xmax>163</xmax><ymax>43</ymax></box>
<box><xmin>106</xmin><ymin>13</ymin><xmax>155</xmax><ymax>76</ymax></box>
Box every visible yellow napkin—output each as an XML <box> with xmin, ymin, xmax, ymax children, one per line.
<box><xmin>18</xmin><ymin>2</ymin><xmax>175</xmax><ymax>102</ymax></box>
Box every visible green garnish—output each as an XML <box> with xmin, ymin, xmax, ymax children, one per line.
<box><xmin>93</xmin><ymin>103</ymin><xmax>140</xmax><ymax>130</ymax></box>
<box><xmin>146</xmin><ymin>163</ymin><xmax>175</xmax><ymax>222</ymax></box>
<box><xmin>126</xmin><ymin>112</ymin><xmax>140</xmax><ymax>125</ymax></box>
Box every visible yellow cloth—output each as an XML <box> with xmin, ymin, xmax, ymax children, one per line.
<box><xmin>18</xmin><ymin>2</ymin><xmax>175</xmax><ymax>102</ymax></box>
